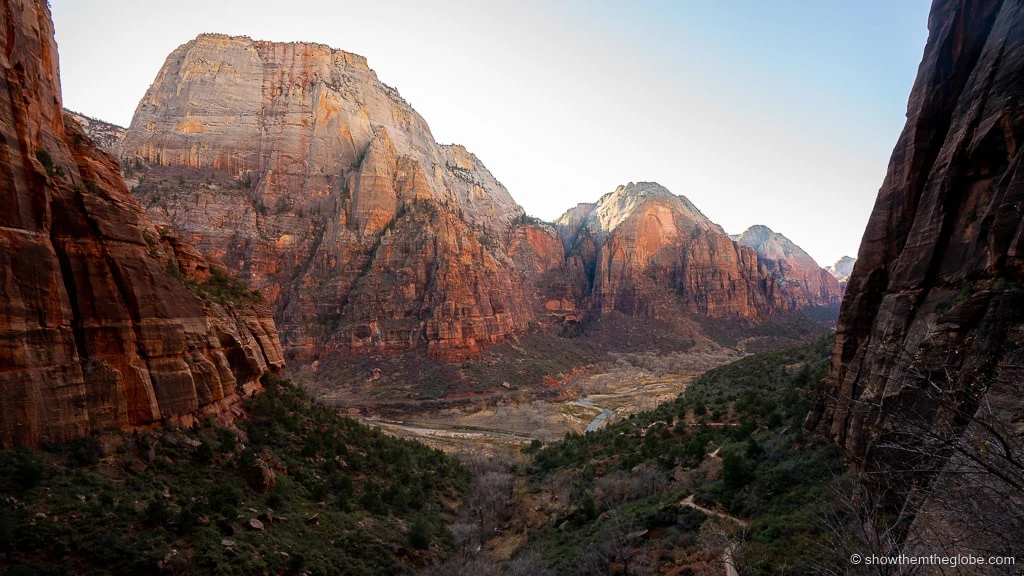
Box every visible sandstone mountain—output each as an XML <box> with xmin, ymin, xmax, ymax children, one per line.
<box><xmin>111</xmin><ymin>37</ymin><xmax>839</xmax><ymax>366</ymax></box>
<box><xmin>0</xmin><ymin>1</ymin><xmax>283</xmax><ymax>448</ymax></box>
<box><xmin>117</xmin><ymin>34</ymin><xmax>531</xmax><ymax>361</ymax></box>
<box><xmin>825</xmin><ymin>255</ymin><xmax>855</xmax><ymax>289</ymax></box>
<box><xmin>553</xmin><ymin>184</ymin><xmax>841</xmax><ymax>325</ymax></box>
<box><xmin>733</xmin><ymin>224</ymin><xmax>843</xmax><ymax>307</ymax></box>
<box><xmin>808</xmin><ymin>0</ymin><xmax>1024</xmax><ymax>556</ymax></box>
<box><xmin>554</xmin><ymin>183</ymin><xmax>789</xmax><ymax>320</ymax></box>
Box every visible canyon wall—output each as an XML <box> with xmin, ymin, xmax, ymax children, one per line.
<box><xmin>118</xmin><ymin>34</ymin><xmax>530</xmax><ymax>360</ymax></box>
<box><xmin>555</xmin><ymin>183</ymin><xmax>794</xmax><ymax>321</ymax></box>
<box><xmin>65</xmin><ymin>110</ymin><xmax>124</xmax><ymax>155</ymax></box>
<box><xmin>110</xmin><ymin>38</ymin><xmax>841</xmax><ymax>362</ymax></box>
<box><xmin>0</xmin><ymin>0</ymin><xmax>283</xmax><ymax>448</ymax></box>
<box><xmin>807</xmin><ymin>0</ymin><xmax>1024</xmax><ymax>555</ymax></box>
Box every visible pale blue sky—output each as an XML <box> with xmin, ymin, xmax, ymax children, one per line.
<box><xmin>51</xmin><ymin>0</ymin><xmax>931</xmax><ymax>266</ymax></box>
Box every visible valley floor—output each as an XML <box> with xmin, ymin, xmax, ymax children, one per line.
<box><xmin>311</xmin><ymin>350</ymin><xmax>743</xmax><ymax>454</ymax></box>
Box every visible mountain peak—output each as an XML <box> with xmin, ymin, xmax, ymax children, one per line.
<box><xmin>565</xmin><ymin>182</ymin><xmax>721</xmax><ymax>244</ymax></box>
<box><xmin>825</xmin><ymin>255</ymin><xmax>856</xmax><ymax>282</ymax></box>
<box><xmin>611</xmin><ymin>181</ymin><xmax>675</xmax><ymax>199</ymax></box>
<box><xmin>734</xmin><ymin>224</ymin><xmax>805</xmax><ymax>263</ymax></box>
<box><xmin>118</xmin><ymin>28</ymin><xmax>527</xmax><ymax>360</ymax></box>
<box><xmin>734</xmin><ymin>224</ymin><xmax>843</xmax><ymax>306</ymax></box>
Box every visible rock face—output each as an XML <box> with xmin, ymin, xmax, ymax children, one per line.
<box><xmin>733</xmin><ymin>225</ymin><xmax>842</xmax><ymax>307</ymax></box>
<box><xmin>554</xmin><ymin>183</ymin><xmax>791</xmax><ymax>320</ymax></box>
<box><xmin>65</xmin><ymin>110</ymin><xmax>124</xmax><ymax>155</ymax></box>
<box><xmin>808</xmin><ymin>0</ymin><xmax>1024</xmax><ymax>555</ymax></box>
<box><xmin>825</xmin><ymin>255</ymin><xmax>855</xmax><ymax>283</ymax></box>
<box><xmin>118</xmin><ymin>34</ymin><xmax>529</xmax><ymax>360</ymax></box>
<box><xmin>508</xmin><ymin>220</ymin><xmax>586</xmax><ymax>326</ymax></box>
<box><xmin>0</xmin><ymin>1</ymin><xmax>283</xmax><ymax>448</ymax></box>
<box><xmin>116</xmin><ymin>37</ymin><xmax>838</xmax><ymax>363</ymax></box>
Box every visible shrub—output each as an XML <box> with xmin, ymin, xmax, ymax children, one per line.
<box><xmin>3</xmin><ymin>448</ymin><xmax>44</xmax><ymax>492</ymax></box>
<box><xmin>65</xmin><ymin>436</ymin><xmax>102</xmax><ymax>468</ymax></box>
<box><xmin>207</xmin><ymin>484</ymin><xmax>242</xmax><ymax>517</ymax></box>
<box><xmin>35</xmin><ymin>149</ymin><xmax>54</xmax><ymax>173</ymax></box>
<box><xmin>408</xmin><ymin>515</ymin><xmax>431</xmax><ymax>549</ymax></box>
<box><xmin>142</xmin><ymin>498</ymin><xmax>171</xmax><ymax>526</ymax></box>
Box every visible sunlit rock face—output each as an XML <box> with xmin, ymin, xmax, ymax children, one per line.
<box><xmin>734</xmin><ymin>224</ymin><xmax>843</xmax><ymax>307</ymax></box>
<box><xmin>825</xmin><ymin>255</ymin><xmax>856</xmax><ymax>287</ymax></box>
<box><xmin>119</xmin><ymin>34</ymin><xmax>531</xmax><ymax>360</ymax></box>
<box><xmin>0</xmin><ymin>1</ymin><xmax>283</xmax><ymax>448</ymax></box>
<box><xmin>117</xmin><ymin>37</ymin><xmax>839</xmax><ymax>364</ymax></box>
<box><xmin>65</xmin><ymin>110</ymin><xmax>124</xmax><ymax>155</ymax></box>
<box><xmin>555</xmin><ymin>182</ymin><xmax>795</xmax><ymax>321</ymax></box>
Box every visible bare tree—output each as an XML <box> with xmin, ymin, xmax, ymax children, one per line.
<box><xmin>505</xmin><ymin>552</ymin><xmax>558</xmax><ymax>576</ymax></box>
<box><xmin>815</xmin><ymin>337</ymin><xmax>1024</xmax><ymax>574</ymax></box>
<box><xmin>580</xmin><ymin>509</ymin><xmax>654</xmax><ymax>576</ymax></box>
<box><xmin>698</xmin><ymin>518</ymin><xmax>747</xmax><ymax>576</ymax></box>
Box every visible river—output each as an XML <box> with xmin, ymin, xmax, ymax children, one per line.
<box><xmin>573</xmin><ymin>397</ymin><xmax>615</xmax><ymax>433</ymax></box>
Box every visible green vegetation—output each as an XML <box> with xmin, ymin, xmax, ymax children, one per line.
<box><xmin>34</xmin><ymin>149</ymin><xmax>63</xmax><ymax>179</ymax></box>
<box><xmin>513</xmin><ymin>214</ymin><xmax>549</xmax><ymax>227</ymax></box>
<box><xmin>522</xmin><ymin>337</ymin><xmax>849</xmax><ymax>574</ymax></box>
<box><xmin>0</xmin><ymin>376</ymin><xmax>470</xmax><ymax>575</ymax></box>
<box><xmin>189</xmin><ymin>269</ymin><xmax>264</xmax><ymax>307</ymax></box>
<box><xmin>34</xmin><ymin>149</ymin><xmax>54</xmax><ymax>173</ymax></box>
<box><xmin>120</xmin><ymin>156</ymin><xmax>145</xmax><ymax>178</ymax></box>
<box><xmin>936</xmin><ymin>280</ymin><xmax>978</xmax><ymax>314</ymax></box>
<box><xmin>167</xmin><ymin>259</ymin><xmax>263</xmax><ymax>307</ymax></box>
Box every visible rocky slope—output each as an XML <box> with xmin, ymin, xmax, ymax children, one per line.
<box><xmin>808</xmin><ymin>0</ymin><xmax>1024</xmax><ymax>557</ymax></box>
<box><xmin>733</xmin><ymin>224</ymin><xmax>843</xmax><ymax>307</ymax></box>
<box><xmin>65</xmin><ymin>110</ymin><xmax>124</xmax><ymax>155</ymax></box>
<box><xmin>555</xmin><ymin>183</ymin><xmax>808</xmax><ymax>321</ymax></box>
<box><xmin>0</xmin><ymin>0</ymin><xmax>283</xmax><ymax>448</ymax></box>
<box><xmin>118</xmin><ymin>34</ymin><xmax>530</xmax><ymax>360</ymax></box>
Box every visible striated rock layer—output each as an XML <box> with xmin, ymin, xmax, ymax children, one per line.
<box><xmin>117</xmin><ymin>36</ymin><xmax>840</xmax><ymax>363</ymax></box>
<box><xmin>119</xmin><ymin>34</ymin><xmax>529</xmax><ymax>360</ymax></box>
<box><xmin>808</xmin><ymin>0</ymin><xmax>1024</xmax><ymax>556</ymax></box>
<box><xmin>554</xmin><ymin>183</ymin><xmax>817</xmax><ymax>321</ymax></box>
<box><xmin>734</xmin><ymin>224</ymin><xmax>843</xmax><ymax>307</ymax></box>
<box><xmin>0</xmin><ymin>0</ymin><xmax>283</xmax><ymax>448</ymax></box>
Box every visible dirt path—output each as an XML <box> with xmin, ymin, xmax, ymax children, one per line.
<box><xmin>679</xmin><ymin>495</ymin><xmax>748</xmax><ymax>527</ymax></box>
<box><xmin>723</xmin><ymin>544</ymin><xmax>739</xmax><ymax>576</ymax></box>
<box><xmin>679</xmin><ymin>495</ymin><xmax>745</xmax><ymax>576</ymax></box>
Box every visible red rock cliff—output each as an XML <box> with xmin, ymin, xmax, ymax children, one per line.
<box><xmin>0</xmin><ymin>0</ymin><xmax>284</xmax><ymax>448</ymax></box>
<box><xmin>807</xmin><ymin>0</ymin><xmax>1024</xmax><ymax>552</ymax></box>
<box><xmin>118</xmin><ymin>34</ymin><xmax>529</xmax><ymax>360</ymax></box>
<box><xmin>555</xmin><ymin>183</ymin><xmax>790</xmax><ymax>321</ymax></box>
<box><xmin>734</xmin><ymin>224</ymin><xmax>843</xmax><ymax>308</ymax></box>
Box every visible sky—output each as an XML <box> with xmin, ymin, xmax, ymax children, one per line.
<box><xmin>51</xmin><ymin>0</ymin><xmax>932</xmax><ymax>266</ymax></box>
